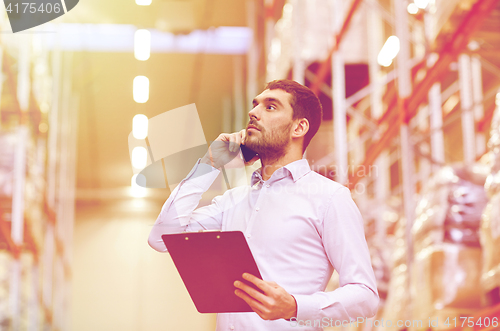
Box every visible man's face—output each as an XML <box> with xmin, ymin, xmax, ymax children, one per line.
<box><xmin>244</xmin><ymin>88</ymin><xmax>294</xmax><ymax>159</ymax></box>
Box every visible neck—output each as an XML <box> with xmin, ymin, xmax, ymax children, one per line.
<box><xmin>259</xmin><ymin>148</ymin><xmax>303</xmax><ymax>181</ymax></box>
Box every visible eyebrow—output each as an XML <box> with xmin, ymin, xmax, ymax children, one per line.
<box><xmin>252</xmin><ymin>97</ymin><xmax>284</xmax><ymax>108</ymax></box>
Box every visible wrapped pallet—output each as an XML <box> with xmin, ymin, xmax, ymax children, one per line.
<box><xmin>411</xmin><ymin>244</ymin><xmax>482</xmax><ymax>330</ymax></box>
<box><xmin>412</xmin><ymin>166</ymin><xmax>487</xmax><ymax>252</ymax></box>
<box><xmin>481</xmin><ymin>98</ymin><xmax>500</xmax><ymax>302</ymax></box>
<box><xmin>379</xmin><ymin>217</ymin><xmax>410</xmax><ymax>331</ymax></box>
<box><xmin>479</xmin><ymin>198</ymin><xmax>500</xmax><ymax>302</ymax></box>
<box><xmin>0</xmin><ymin>132</ymin><xmax>17</xmax><ymax>198</ymax></box>
<box><xmin>0</xmin><ymin>251</ymin><xmax>13</xmax><ymax>328</ymax></box>
<box><xmin>410</xmin><ymin>166</ymin><xmax>488</xmax><ymax>330</ymax></box>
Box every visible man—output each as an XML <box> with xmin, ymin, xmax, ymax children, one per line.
<box><xmin>148</xmin><ymin>80</ymin><xmax>379</xmax><ymax>330</ymax></box>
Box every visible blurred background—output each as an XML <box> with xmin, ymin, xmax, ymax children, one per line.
<box><xmin>1</xmin><ymin>0</ymin><xmax>500</xmax><ymax>330</ymax></box>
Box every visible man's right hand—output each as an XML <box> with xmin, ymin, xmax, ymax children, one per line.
<box><xmin>201</xmin><ymin>130</ymin><xmax>257</xmax><ymax>169</ymax></box>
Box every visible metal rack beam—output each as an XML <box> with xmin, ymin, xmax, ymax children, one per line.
<box><xmin>348</xmin><ymin>0</ymin><xmax>499</xmax><ymax>188</ymax></box>
<box><xmin>310</xmin><ymin>0</ymin><xmax>364</xmax><ymax>95</ymax></box>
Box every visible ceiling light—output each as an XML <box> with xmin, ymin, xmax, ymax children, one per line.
<box><xmin>407</xmin><ymin>3</ymin><xmax>419</xmax><ymax>14</ymax></box>
<box><xmin>40</xmin><ymin>101</ymin><xmax>49</xmax><ymax>113</ymax></box>
<box><xmin>269</xmin><ymin>38</ymin><xmax>281</xmax><ymax>60</ymax></box>
<box><xmin>131</xmin><ymin>174</ymin><xmax>147</xmax><ymax>198</ymax></box>
<box><xmin>414</xmin><ymin>0</ymin><xmax>429</xmax><ymax>9</ymax></box>
<box><xmin>134</xmin><ymin>29</ymin><xmax>151</xmax><ymax>61</ymax></box>
<box><xmin>377</xmin><ymin>36</ymin><xmax>400</xmax><ymax>67</ymax></box>
<box><xmin>133</xmin><ymin>76</ymin><xmax>149</xmax><ymax>103</ymax></box>
<box><xmin>133</xmin><ymin>114</ymin><xmax>149</xmax><ymax>139</ymax></box>
<box><xmin>132</xmin><ymin>146</ymin><xmax>148</xmax><ymax>169</ymax></box>
<box><xmin>467</xmin><ymin>40</ymin><xmax>480</xmax><ymax>51</ymax></box>
<box><xmin>39</xmin><ymin>123</ymin><xmax>48</xmax><ymax>133</ymax></box>
<box><xmin>136</xmin><ymin>0</ymin><xmax>151</xmax><ymax>6</ymax></box>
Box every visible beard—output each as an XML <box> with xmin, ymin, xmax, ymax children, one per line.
<box><xmin>244</xmin><ymin>121</ymin><xmax>293</xmax><ymax>163</ymax></box>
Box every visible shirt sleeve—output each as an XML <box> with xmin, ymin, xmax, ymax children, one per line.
<box><xmin>148</xmin><ymin>159</ymin><xmax>225</xmax><ymax>252</ymax></box>
<box><xmin>293</xmin><ymin>186</ymin><xmax>380</xmax><ymax>323</ymax></box>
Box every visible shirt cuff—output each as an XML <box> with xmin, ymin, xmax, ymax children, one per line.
<box><xmin>293</xmin><ymin>293</ymin><xmax>320</xmax><ymax>322</ymax></box>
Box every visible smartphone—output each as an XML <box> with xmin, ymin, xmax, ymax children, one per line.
<box><xmin>240</xmin><ymin>144</ymin><xmax>258</xmax><ymax>163</ymax></box>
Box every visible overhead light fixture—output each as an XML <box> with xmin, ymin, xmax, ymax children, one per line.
<box><xmin>39</xmin><ymin>123</ymin><xmax>48</xmax><ymax>133</ymax></box>
<box><xmin>43</xmin><ymin>24</ymin><xmax>252</xmax><ymax>54</ymax></box>
<box><xmin>270</xmin><ymin>38</ymin><xmax>281</xmax><ymax>60</ymax></box>
<box><xmin>134</xmin><ymin>29</ymin><xmax>151</xmax><ymax>61</ymax></box>
<box><xmin>131</xmin><ymin>174</ymin><xmax>147</xmax><ymax>198</ymax></box>
<box><xmin>414</xmin><ymin>0</ymin><xmax>429</xmax><ymax>9</ymax></box>
<box><xmin>407</xmin><ymin>3</ymin><xmax>419</xmax><ymax>14</ymax></box>
<box><xmin>283</xmin><ymin>3</ymin><xmax>293</xmax><ymax>15</ymax></box>
<box><xmin>467</xmin><ymin>40</ymin><xmax>480</xmax><ymax>51</ymax></box>
<box><xmin>133</xmin><ymin>76</ymin><xmax>149</xmax><ymax>103</ymax></box>
<box><xmin>133</xmin><ymin>114</ymin><xmax>149</xmax><ymax>139</ymax></box>
<box><xmin>136</xmin><ymin>0</ymin><xmax>151</xmax><ymax>6</ymax></box>
<box><xmin>40</xmin><ymin>101</ymin><xmax>49</xmax><ymax>113</ymax></box>
<box><xmin>377</xmin><ymin>36</ymin><xmax>400</xmax><ymax>67</ymax></box>
<box><xmin>132</xmin><ymin>146</ymin><xmax>148</xmax><ymax>169</ymax></box>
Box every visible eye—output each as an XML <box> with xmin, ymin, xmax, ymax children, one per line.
<box><xmin>267</xmin><ymin>104</ymin><xmax>277</xmax><ymax>110</ymax></box>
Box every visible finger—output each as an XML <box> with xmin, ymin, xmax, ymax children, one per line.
<box><xmin>235</xmin><ymin>290</ymin><xmax>275</xmax><ymax>321</ymax></box>
<box><xmin>234</xmin><ymin>280</ymin><xmax>271</xmax><ymax>305</ymax></box>
<box><xmin>218</xmin><ymin>133</ymin><xmax>230</xmax><ymax>142</ymax></box>
<box><xmin>234</xmin><ymin>289</ymin><xmax>268</xmax><ymax>314</ymax></box>
<box><xmin>228</xmin><ymin>134</ymin><xmax>238</xmax><ymax>152</ymax></box>
<box><xmin>242</xmin><ymin>273</ymin><xmax>273</xmax><ymax>294</ymax></box>
<box><xmin>234</xmin><ymin>132</ymin><xmax>242</xmax><ymax>149</ymax></box>
<box><xmin>240</xmin><ymin>129</ymin><xmax>246</xmax><ymax>144</ymax></box>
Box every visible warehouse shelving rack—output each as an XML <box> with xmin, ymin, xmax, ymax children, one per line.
<box><xmin>259</xmin><ymin>0</ymin><xmax>500</xmax><ymax>330</ymax></box>
<box><xmin>0</xmin><ymin>24</ymin><xmax>78</xmax><ymax>331</ymax></box>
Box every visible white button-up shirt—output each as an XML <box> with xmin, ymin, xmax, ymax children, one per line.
<box><xmin>149</xmin><ymin>159</ymin><xmax>379</xmax><ymax>331</ymax></box>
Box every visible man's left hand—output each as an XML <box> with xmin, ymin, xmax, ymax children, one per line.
<box><xmin>234</xmin><ymin>273</ymin><xmax>297</xmax><ymax>320</ymax></box>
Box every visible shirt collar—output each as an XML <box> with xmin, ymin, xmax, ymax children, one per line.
<box><xmin>251</xmin><ymin>159</ymin><xmax>311</xmax><ymax>185</ymax></box>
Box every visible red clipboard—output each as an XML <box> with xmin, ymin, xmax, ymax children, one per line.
<box><xmin>161</xmin><ymin>231</ymin><xmax>263</xmax><ymax>313</ymax></box>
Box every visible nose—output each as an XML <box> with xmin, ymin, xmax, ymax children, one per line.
<box><xmin>248</xmin><ymin>105</ymin><xmax>260</xmax><ymax>121</ymax></box>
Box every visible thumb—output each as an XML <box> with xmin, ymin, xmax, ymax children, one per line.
<box><xmin>240</xmin><ymin>129</ymin><xmax>247</xmax><ymax>143</ymax></box>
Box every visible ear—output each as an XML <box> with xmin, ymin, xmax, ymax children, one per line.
<box><xmin>291</xmin><ymin>118</ymin><xmax>309</xmax><ymax>139</ymax></box>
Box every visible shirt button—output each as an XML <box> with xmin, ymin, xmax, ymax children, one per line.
<box><xmin>266</xmin><ymin>184</ymin><xmax>270</xmax><ymax>188</ymax></box>
<box><xmin>255</xmin><ymin>207</ymin><xmax>260</xmax><ymax>211</ymax></box>
<box><xmin>230</xmin><ymin>326</ymin><xmax>235</xmax><ymax>330</ymax></box>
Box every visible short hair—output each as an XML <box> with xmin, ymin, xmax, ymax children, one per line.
<box><xmin>265</xmin><ymin>79</ymin><xmax>323</xmax><ymax>153</ymax></box>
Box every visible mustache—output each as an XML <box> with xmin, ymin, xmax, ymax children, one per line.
<box><xmin>246</xmin><ymin>120</ymin><xmax>263</xmax><ymax>131</ymax></box>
